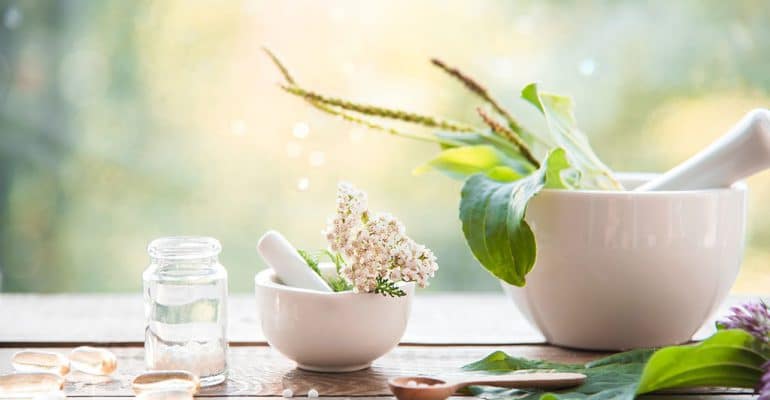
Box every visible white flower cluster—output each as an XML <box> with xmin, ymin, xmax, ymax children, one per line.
<box><xmin>323</xmin><ymin>182</ymin><xmax>438</xmax><ymax>293</ymax></box>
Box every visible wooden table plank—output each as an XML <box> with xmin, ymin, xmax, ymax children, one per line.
<box><xmin>8</xmin><ymin>397</ymin><xmax>757</xmax><ymax>400</ymax></box>
<box><xmin>0</xmin><ymin>294</ymin><xmax>764</xmax><ymax>345</ymax></box>
<box><xmin>0</xmin><ymin>294</ymin><xmax>765</xmax><ymax>399</ymax></box>
<box><xmin>0</xmin><ymin>294</ymin><xmax>542</xmax><ymax>345</ymax></box>
<box><xmin>0</xmin><ymin>346</ymin><xmax>754</xmax><ymax>397</ymax></box>
<box><xmin>620</xmin><ymin>396</ymin><xmax>757</xmax><ymax>399</ymax></box>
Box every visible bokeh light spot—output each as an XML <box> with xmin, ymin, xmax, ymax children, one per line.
<box><xmin>3</xmin><ymin>7</ymin><xmax>22</xmax><ymax>30</ymax></box>
<box><xmin>297</xmin><ymin>177</ymin><xmax>310</xmax><ymax>191</ymax></box>
<box><xmin>309</xmin><ymin>151</ymin><xmax>325</xmax><ymax>167</ymax></box>
<box><xmin>231</xmin><ymin>120</ymin><xmax>247</xmax><ymax>136</ymax></box>
<box><xmin>578</xmin><ymin>58</ymin><xmax>596</xmax><ymax>76</ymax></box>
<box><xmin>292</xmin><ymin>122</ymin><xmax>310</xmax><ymax>139</ymax></box>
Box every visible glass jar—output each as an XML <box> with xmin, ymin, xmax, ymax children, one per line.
<box><xmin>143</xmin><ymin>236</ymin><xmax>228</xmax><ymax>386</ymax></box>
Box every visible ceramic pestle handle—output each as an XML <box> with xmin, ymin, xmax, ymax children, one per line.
<box><xmin>635</xmin><ymin>108</ymin><xmax>770</xmax><ymax>191</ymax></box>
<box><xmin>257</xmin><ymin>230</ymin><xmax>332</xmax><ymax>292</ymax></box>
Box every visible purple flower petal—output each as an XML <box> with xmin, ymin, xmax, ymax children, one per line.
<box><xmin>717</xmin><ymin>301</ymin><xmax>770</xmax><ymax>342</ymax></box>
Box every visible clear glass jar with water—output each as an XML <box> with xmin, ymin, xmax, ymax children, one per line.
<box><xmin>143</xmin><ymin>236</ymin><xmax>228</xmax><ymax>386</ymax></box>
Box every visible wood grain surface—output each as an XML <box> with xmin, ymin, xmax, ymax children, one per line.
<box><xmin>0</xmin><ymin>294</ymin><xmax>766</xmax><ymax>399</ymax></box>
<box><xmin>0</xmin><ymin>346</ymin><xmax>756</xmax><ymax>398</ymax></box>
<box><xmin>0</xmin><ymin>397</ymin><xmax>755</xmax><ymax>400</ymax></box>
<box><xmin>0</xmin><ymin>294</ymin><xmax>763</xmax><ymax>345</ymax></box>
<box><xmin>0</xmin><ymin>293</ymin><xmax>543</xmax><ymax>345</ymax></box>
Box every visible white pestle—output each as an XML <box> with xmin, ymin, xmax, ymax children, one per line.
<box><xmin>636</xmin><ymin>108</ymin><xmax>770</xmax><ymax>191</ymax></box>
<box><xmin>257</xmin><ymin>230</ymin><xmax>332</xmax><ymax>292</ymax></box>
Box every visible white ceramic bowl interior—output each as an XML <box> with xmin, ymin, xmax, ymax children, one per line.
<box><xmin>255</xmin><ymin>264</ymin><xmax>414</xmax><ymax>372</ymax></box>
<box><xmin>503</xmin><ymin>173</ymin><xmax>747</xmax><ymax>350</ymax></box>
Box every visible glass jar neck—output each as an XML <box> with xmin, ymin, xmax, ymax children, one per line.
<box><xmin>148</xmin><ymin>236</ymin><xmax>222</xmax><ymax>268</ymax></box>
<box><xmin>150</xmin><ymin>255</ymin><xmax>219</xmax><ymax>267</ymax></box>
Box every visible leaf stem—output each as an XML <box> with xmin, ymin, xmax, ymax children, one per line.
<box><xmin>262</xmin><ymin>47</ymin><xmax>296</xmax><ymax>85</ymax></box>
<box><xmin>477</xmin><ymin>108</ymin><xmax>540</xmax><ymax>168</ymax></box>
<box><xmin>282</xmin><ymin>85</ymin><xmax>478</xmax><ymax>133</ymax></box>
<box><xmin>430</xmin><ymin>59</ymin><xmax>529</xmax><ymax>136</ymax></box>
<box><xmin>262</xmin><ymin>47</ymin><xmax>468</xmax><ymax>148</ymax></box>
<box><xmin>309</xmin><ymin>100</ymin><xmax>464</xmax><ymax>147</ymax></box>
<box><xmin>603</xmin><ymin>172</ymin><xmax>625</xmax><ymax>190</ymax></box>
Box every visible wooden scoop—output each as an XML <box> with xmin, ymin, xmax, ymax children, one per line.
<box><xmin>388</xmin><ymin>372</ymin><xmax>586</xmax><ymax>400</ymax></box>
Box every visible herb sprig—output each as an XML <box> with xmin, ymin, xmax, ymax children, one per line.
<box><xmin>298</xmin><ymin>248</ymin><xmax>408</xmax><ymax>297</ymax></box>
<box><xmin>266</xmin><ymin>48</ymin><xmax>622</xmax><ymax>287</ymax></box>
<box><xmin>373</xmin><ymin>276</ymin><xmax>407</xmax><ymax>298</ymax></box>
<box><xmin>297</xmin><ymin>249</ymin><xmax>353</xmax><ymax>293</ymax></box>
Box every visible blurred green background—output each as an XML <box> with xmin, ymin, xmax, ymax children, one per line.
<box><xmin>1</xmin><ymin>0</ymin><xmax>769</xmax><ymax>293</ymax></box>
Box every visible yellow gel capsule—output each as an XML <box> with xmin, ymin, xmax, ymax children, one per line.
<box><xmin>69</xmin><ymin>347</ymin><xmax>117</xmax><ymax>376</ymax></box>
<box><xmin>131</xmin><ymin>371</ymin><xmax>199</xmax><ymax>395</ymax></box>
<box><xmin>66</xmin><ymin>371</ymin><xmax>114</xmax><ymax>385</ymax></box>
<box><xmin>0</xmin><ymin>373</ymin><xmax>65</xmax><ymax>395</ymax></box>
<box><xmin>11</xmin><ymin>351</ymin><xmax>70</xmax><ymax>375</ymax></box>
<box><xmin>135</xmin><ymin>390</ymin><xmax>194</xmax><ymax>400</ymax></box>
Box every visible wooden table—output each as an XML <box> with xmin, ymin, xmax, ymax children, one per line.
<box><xmin>0</xmin><ymin>294</ymin><xmax>763</xmax><ymax>399</ymax></box>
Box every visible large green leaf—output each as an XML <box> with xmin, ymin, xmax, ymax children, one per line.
<box><xmin>542</xmin><ymin>147</ymin><xmax>575</xmax><ymax>189</ymax></box>
<box><xmin>459</xmin><ymin>148</ymin><xmax>570</xmax><ymax>286</ymax></box>
<box><xmin>485</xmin><ymin>166</ymin><xmax>524</xmax><ymax>182</ymax></box>
<box><xmin>463</xmin><ymin>350</ymin><xmax>579</xmax><ymax>373</ymax></box>
<box><xmin>461</xmin><ymin>330</ymin><xmax>769</xmax><ymax>400</ymax></box>
<box><xmin>435</xmin><ymin>131</ymin><xmax>532</xmax><ymax>161</ymax></box>
<box><xmin>413</xmin><ymin>145</ymin><xmax>530</xmax><ymax>180</ymax></box>
<box><xmin>463</xmin><ymin>349</ymin><xmax>652</xmax><ymax>400</ymax></box>
<box><xmin>520</xmin><ymin>83</ymin><xmax>622</xmax><ymax>190</ymax></box>
<box><xmin>636</xmin><ymin>329</ymin><xmax>768</xmax><ymax>393</ymax></box>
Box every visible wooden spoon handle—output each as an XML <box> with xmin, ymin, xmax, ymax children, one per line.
<box><xmin>459</xmin><ymin>372</ymin><xmax>586</xmax><ymax>390</ymax></box>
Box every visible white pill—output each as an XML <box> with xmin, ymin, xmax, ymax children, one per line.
<box><xmin>307</xmin><ymin>388</ymin><xmax>319</xmax><ymax>398</ymax></box>
<box><xmin>282</xmin><ymin>388</ymin><xmax>294</xmax><ymax>398</ymax></box>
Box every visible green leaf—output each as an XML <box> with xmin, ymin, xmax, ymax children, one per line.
<box><xmin>459</xmin><ymin>148</ymin><xmax>571</xmax><ymax>286</ymax></box>
<box><xmin>521</xmin><ymin>82</ymin><xmax>544</xmax><ymax>113</ymax></box>
<box><xmin>462</xmin><ymin>349</ymin><xmax>652</xmax><ymax>400</ymax></box>
<box><xmin>485</xmin><ymin>166</ymin><xmax>524</xmax><ymax>182</ymax></box>
<box><xmin>518</xmin><ymin>83</ymin><xmax>555</xmax><ymax>155</ymax></box>
<box><xmin>320</xmin><ymin>250</ymin><xmax>353</xmax><ymax>292</ymax></box>
<box><xmin>373</xmin><ymin>276</ymin><xmax>406</xmax><ymax>297</ymax></box>
<box><xmin>520</xmin><ymin>83</ymin><xmax>622</xmax><ymax>190</ymax></box>
<box><xmin>326</xmin><ymin>276</ymin><xmax>353</xmax><ymax>292</ymax></box>
<box><xmin>413</xmin><ymin>145</ymin><xmax>529</xmax><ymax>180</ymax></box>
<box><xmin>298</xmin><ymin>249</ymin><xmax>353</xmax><ymax>292</ymax></box>
<box><xmin>435</xmin><ymin>131</ymin><xmax>534</xmax><ymax>162</ymax></box>
<box><xmin>585</xmin><ymin>349</ymin><xmax>656</xmax><ymax>368</ymax></box>
<box><xmin>636</xmin><ymin>329</ymin><xmax>769</xmax><ymax>394</ymax></box>
<box><xmin>297</xmin><ymin>249</ymin><xmax>321</xmax><ymax>276</ymax></box>
<box><xmin>461</xmin><ymin>330</ymin><xmax>769</xmax><ymax>400</ymax></box>
<box><xmin>321</xmin><ymin>249</ymin><xmax>346</xmax><ymax>274</ymax></box>
<box><xmin>542</xmin><ymin>148</ymin><xmax>574</xmax><ymax>189</ymax></box>
<box><xmin>463</xmin><ymin>350</ymin><xmax>574</xmax><ymax>373</ymax></box>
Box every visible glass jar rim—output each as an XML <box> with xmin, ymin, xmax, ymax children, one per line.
<box><xmin>148</xmin><ymin>236</ymin><xmax>222</xmax><ymax>261</ymax></box>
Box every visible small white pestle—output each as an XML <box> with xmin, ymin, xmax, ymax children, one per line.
<box><xmin>257</xmin><ymin>230</ymin><xmax>332</xmax><ymax>292</ymax></box>
<box><xmin>635</xmin><ymin>108</ymin><xmax>770</xmax><ymax>191</ymax></box>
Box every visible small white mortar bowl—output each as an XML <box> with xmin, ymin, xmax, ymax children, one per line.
<box><xmin>255</xmin><ymin>264</ymin><xmax>414</xmax><ymax>372</ymax></box>
<box><xmin>502</xmin><ymin>173</ymin><xmax>747</xmax><ymax>350</ymax></box>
